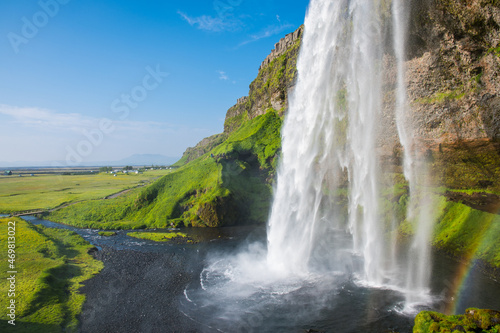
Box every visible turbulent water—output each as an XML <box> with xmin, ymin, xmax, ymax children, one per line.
<box><xmin>267</xmin><ymin>0</ymin><xmax>432</xmax><ymax>304</ymax></box>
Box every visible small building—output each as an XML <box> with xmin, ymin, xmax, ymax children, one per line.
<box><xmin>4</xmin><ymin>171</ymin><xmax>12</xmax><ymax>176</ymax></box>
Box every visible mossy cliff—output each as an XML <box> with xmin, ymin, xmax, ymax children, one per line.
<box><xmin>177</xmin><ymin>26</ymin><xmax>303</xmax><ymax>164</ymax></box>
<box><xmin>414</xmin><ymin>308</ymin><xmax>500</xmax><ymax>332</ymax></box>
<box><xmin>49</xmin><ymin>109</ymin><xmax>282</xmax><ymax>228</ymax></box>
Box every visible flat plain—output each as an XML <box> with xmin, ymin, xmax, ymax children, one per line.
<box><xmin>0</xmin><ymin>170</ymin><xmax>171</xmax><ymax>214</ymax></box>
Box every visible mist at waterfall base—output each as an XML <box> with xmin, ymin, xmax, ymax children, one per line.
<box><xmin>181</xmin><ymin>0</ymin><xmax>488</xmax><ymax>332</ymax></box>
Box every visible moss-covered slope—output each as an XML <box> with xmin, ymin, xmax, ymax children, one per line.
<box><xmin>133</xmin><ymin>108</ymin><xmax>282</xmax><ymax>227</ymax></box>
<box><xmin>49</xmin><ymin>109</ymin><xmax>282</xmax><ymax>228</ymax></box>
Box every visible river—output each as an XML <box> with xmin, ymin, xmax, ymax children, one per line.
<box><xmin>23</xmin><ymin>216</ymin><xmax>500</xmax><ymax>333</ymax></box>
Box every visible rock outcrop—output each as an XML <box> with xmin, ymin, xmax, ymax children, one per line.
<box><xmin>259</xmin><ymin>27</ymin><xmax>303</xmax><ymax>70</ymax></box>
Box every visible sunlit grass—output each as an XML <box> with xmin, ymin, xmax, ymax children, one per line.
<box><xmin>0</xmin><ymin>170</ymin><xmax>171</xmax><ymax>213</ymax></box>
<box><xmin>0</xmin><ymin>217</ymin><xmax>103</xmax><ymax>331</ymax></box>
<box><xmin>48</xmin><ymin>110</ymin><xmax>282</xmax><ymax>229</ymax></box>
<box><xmin>127</xmin><ymin>231</ymin><xmax>187</xmax><ymax>242</ymax></box>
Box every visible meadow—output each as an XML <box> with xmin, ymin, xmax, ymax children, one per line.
<box><xmin>0</xmin><ymin>217</ymin><xmax>103</xmax><ymax>332</ymax></box>
<box><xmin>0</xmin><ymin>170</ymin><xmax>172</xmax><ymax>214</ymax></box>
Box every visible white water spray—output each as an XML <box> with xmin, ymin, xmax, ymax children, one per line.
<box><xmin>392</xmin><ymin>0</ymin><xmax>434</xmax><ymax>306</ymax></box>
<box><xmin>267</xmin><ymin>0</ymin><xmax>433</xmax><ymax>305</ymax></box>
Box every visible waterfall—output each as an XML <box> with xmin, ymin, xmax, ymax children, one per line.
<box><xmin>392</xmin><ymin>0</ymin><xmax>434</xmax><ymax>307</ymax></box>
<box><xmin>267</xmin><ymin>0</ymin><xmax>433</xmax><ymax>305</ymax></box>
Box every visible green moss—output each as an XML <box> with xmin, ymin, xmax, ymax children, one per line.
<box><xmin>416</xmin><ymin>88</ymin><xmax>466</xmax><ymax>104</ymax></box>
<box><xmin>0</xmin><ymin>218</ymin><xmax>102</xmax><ymax>332</ymax></box>
<box><xmin>430</xmin><ymin>141</ymin><xmax>500</xmax><ymax>192</ymax></box>
<box><xmin>486</xmin><ymin>46</ymin><xmax>500</xmax><ymax>57</ymax></box>
<box><xmin>97</xmin><ymin>231</ymin><xmax>116</xmax><ymax>237</ymax></box>
<box><xmin>414</xmin><ymin>308</ymin><xmax>500</xmax><ymax>332</ymax></box>
<box><xmin>127</xmin><ymin>231</ymin><xmax>187</xmax><ymax>242</ymax></box>
<box><xmin>224</xmin><ymin>111</ymin><xmax>249</xmax><ymax>135</ymax></box>
<box><xmin>432</xmin><ymin>196</ymin><xmax>500</xmax><ymax>268</ymax></box>
<box><xmin>246</xmin><ymin>35</ymin><xmax>302</xmax><ymax>118</ymax></box>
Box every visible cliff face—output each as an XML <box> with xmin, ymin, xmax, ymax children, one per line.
<box><xmin>177</xmin><ymin>26</ymin><xmax>303</xmax><ymax>165</ymax></box>
<box><xmin>228</xmin><ymin>25</ymin><xmax>303</xmax><ymax>128</ymax></box>
<box><xmin>375</xmin><ymin>0</ymin><xmax>500</xmax><ymax>191</ymax></box>
<box><xmin>407</xmin><ymin>0</ymin><xmax>500</xmax><ymax>143</ymax></box>
<box><xmin>380</xmin><ymin>0</ymin><xmax>500</xmax><ymax>147</ymax></box>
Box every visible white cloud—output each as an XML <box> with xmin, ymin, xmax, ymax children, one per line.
<box><xmin>217</xmin><ymin>70</ymin><xmax>229</xmax><ymax>81</ymax></box>
<box><xmin>178</xmin><ymin>11</ymin><xmax>235</xmax><ymax>32</ymax></box>
<box><xmin>0</xmin><ymin>105</ymin><xmax>183</xmax><ymax>135</ymax></box>
<box><xmin>239</xmin><ymin>23</ymin><xmax>294</xmax><ymax>46</ymax></box>
<box><xmin>0</xmin><ymin>104</ymin><xmax>94</xmax><ymax>133</ymax></box>
<box><xmin>0</xmin><ymin>104</ymin><xmax>213</xmax><ymax>164</ymax></box>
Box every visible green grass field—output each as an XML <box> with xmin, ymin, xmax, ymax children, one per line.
<box><xmin>0</xmin><ymin>170</ymin><xmax>171</xmax><ymax>214</ymax></box>
<box><xmin>127</xmin><ymin>231</ymin><xmax>187</xmax><ymax>242</ymax></box>
<box><xmin>0</xmin><ymin>217</ymin><xmax>103</xmax><ymax>332</ymax></box>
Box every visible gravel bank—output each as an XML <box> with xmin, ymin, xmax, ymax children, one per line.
<box><xmin>78</xmin><ymin>246</ymin><xmax>208</xmax><ymax>333</ymax></box>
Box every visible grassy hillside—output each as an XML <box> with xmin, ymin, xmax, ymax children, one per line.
<box><xmin>0</xmin><ymin>217</ymin><xmax>102</xmax><ymax>332</ymax></box>
<box><xmin>48</xmin><ymin>109</ymin><xmax>282</xmax><ymax>229</ymax></box>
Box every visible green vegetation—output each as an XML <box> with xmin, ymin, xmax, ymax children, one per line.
<box><xmin>433</xmin><ymin>196</ymin><xmax>500</xmax><ymax>268</ymax></box>
<box><xmin>0</xmin><ymin>218</ymin><xmax>103</xmax><ymax>332</ymax></box>
<box><xmin>429</xmin><ymin>141</ymin><xmax>500</xmax><ymax>193</ymax></box>
<box><xmin>127</xmin><ymin>231</ymin><xmax>186</xmax><ymax>242</ymax></box>
<box><xmin>487</xmin><ymin>46</ymin><xmax>500</xmax><ymax>57</ymax></box>
<box><xmin>0</xmin><ymin>170</ymin><xmax>172</xmax><ymax>214</ymax></box>
<box><xmin>224</xmin><ymin>31</ymin><xmax>302</xmax><ymax>132</ymax></box>
<box><xmin>416</xmin><ymin>87</ymin><xmax>466</xmax><ymax>104</ymax></box>
<box><xmin>133</xmin><ymin>109</ymin><xmax>282</xmax><ymax>227</ymax></box>
<box><xmin>247</xmin><ymin>38</ymin><xmax>301</xmax><ymax>112</ymax></box>
<box><xmin>98</xmin><ymin>231</ymin><xmax>117</xmax><ymax>237</ymax></box>
<box><xmin>173</xmin><ymin>133</ymin><xmax>228</xmax><ymax>166</ymax></box>
<box><xmin>48</xmin><ymin>110</ymin><xmax>283</xmax><ymax>229</ymax></box>
<box><xmin>414</xmin><ymin>308</ymin><xmax>500</xmax><ymax>333</ymax></box>
<box><xmin>48</xmin><ymin>191</ymin><xmax>142</xmax><ymax>230</ymax></box>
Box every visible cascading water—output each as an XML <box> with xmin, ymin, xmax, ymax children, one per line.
<box><xmin>267</xmin><ymin>0</ymin><xmax>434</xmax><ymax>303</ymax></box>
<box><xmin>392</xmin><ymin>0</ymin><xmax>434</xmax><ymax>307</ymax></box>
<box><xmin>181</xmin><ymin>1</ymin><xmax>439</xmax><ymax>330</ymax></box>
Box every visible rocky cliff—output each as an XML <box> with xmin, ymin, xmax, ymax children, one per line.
<box><xmin>402</xmin><ymin>0</ymin><xmax>499</xmax><ymax>145</ymax></box>
<box><xmin>177</xmin><ymin>26</ymin><xmax>303</xmax><ymax>165</ymax></box>
<box><xmin>374</xmin><ymin>0</ymin><xmax>500</xmax><ymax>192</ymax></box>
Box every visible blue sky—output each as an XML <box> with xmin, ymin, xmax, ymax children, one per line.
<box><xmin>0</xmin><ymin>0</ymin><xmax>309</xmax><ymax>165</ymax></box>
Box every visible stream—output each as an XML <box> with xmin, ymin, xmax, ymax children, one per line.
<box><xmin>23</xmin><ymin>216</ymin><xmax>500</xmax><ymax>333</ymax></box>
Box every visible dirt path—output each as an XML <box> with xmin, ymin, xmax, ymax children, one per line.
<box><xmin>105</xmin><ymin>189</ymin><xmax>132</xmax><ymax>199</ymax></box>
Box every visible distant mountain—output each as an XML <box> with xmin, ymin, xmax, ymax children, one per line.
<box><xmin>0</xmin><ymin>154</ymin><xmax>180</xmax><ymax>168</ymax></box>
